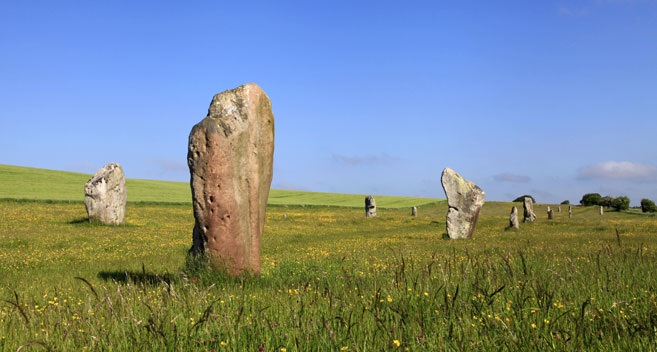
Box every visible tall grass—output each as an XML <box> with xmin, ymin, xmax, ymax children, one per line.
<box><xmin>1</xmin><ymin>200</ymin><xmax>656</xmax><ymax>350</ymax></box>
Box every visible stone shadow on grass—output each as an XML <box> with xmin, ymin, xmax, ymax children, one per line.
<box><xmin>97</xmin><ymin>270</ymin><xmax>174</xmax><ymax>285</ymax></box>
<box><xmin>67</xmin><ymin>217</ymin><xmax>135</xmax><ymax>226</ymax></box>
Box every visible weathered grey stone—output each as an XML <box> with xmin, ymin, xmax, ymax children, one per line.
<box><xmin>84</xmin><ymin>163</ymin><xmax>127</xmax><ymax>225</ymax></box>
<box><xmin>558</xmin><ymin>206</ymin><xmax>561</xmax><ymax>213</ymax></box>
<box><xmin>441</xmin><ymin>168</ymin><xmax>485</xmax><ymax>239</ymax></box>
<box><xmin>411</xmin><ymin>206</ymin><xmax>417</xmax><ymax>216</ymax></box>
<box><xmin>365</xmin><ymin>195</ymin><xmax>376</xmax><ymax>217</ymax></box>
<box><xmin>600</xmin><ymin>206</ymin><xmax>604</xmax><ymax>215</ymax></box>
<box><xmin>523</xmin><ymin>197</ymin><xmax>536</xmax><ymax>223</ymax></box>
<box><xmin>187</xmin><ymin>83</ymin><xmax>274</xmax><ymax>275</ymax></box>
<box><xmin>569</xmin><ymin>205</ymin><xmax>572</xmax><ymax>219</ymax></box>
<box><xmin>509</xmin><ymin>206</ymin><xmax>519</xmax><ymax>229</ymax></box>
<box><xmin>547</xmin><ymin>206</ymin><xmax>554</xmax><ymax>220</ymax></box>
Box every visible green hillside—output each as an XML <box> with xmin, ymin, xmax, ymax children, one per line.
<box><xmin>0</xmin><ymin>164</ymin><xmax>443</xmax><ymax>208</ymax></box>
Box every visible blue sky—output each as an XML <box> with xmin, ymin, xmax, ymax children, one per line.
<box><xmin>1</xmin><ymin>1</ymin><xmax>656</xmax><ymax>205</ymax></box>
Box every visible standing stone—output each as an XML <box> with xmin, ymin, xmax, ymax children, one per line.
<box><xmin>600</xmin><ymin>206</ymin><xmax>604</xmax><ymax>215</ymax></box>
<box><xmin>187</xmin><ymin>83</ymin><xmax>274</xmax><ymax>275</ymax></box>
<box><xmin>569</xmin><ymin>205</ymin><xmax>572</xmax><ymax>219</ymax></box>
<box><xmin>441</xmin><ymin>168</ymin><xmax>485</xmax><ymax>239</ymax></box>
<box><xmin>509</xmin><ymin>206</ymin><xmax>519</xmax><ymax>229</ymax></box>
<box><xmin>558</xmin><ymin>206</ymin><xmax>561</xmax><ymax>213</ymax></box>
<box><xmin>365</xmin><ymin>195</ymin><xmax>376</xmax><ymax>217</ymax></box>
<box><xmin>547</xmin><ymin>206</ymin><xmax>554</xmax><ymax>220</ymax></box>
<box><xmin>411</xmin><ymin>206</ymin><xmax>417</xmax><ymax>216</ymax></box>
<box><xmin>84</xmin><ymin>163</ymin><xmax>127</xmax><ymax>225</ymax></box>
<box><xmin>523</xmin><ymin>197</ymin><xmax>536</xmax><ymax>223</ymax></box>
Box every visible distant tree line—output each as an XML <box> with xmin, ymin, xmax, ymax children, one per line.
<box><xmin>641</xmin><ymin>199</ymin><xmax>657</xmax><ymax>213</ymax></box>
<box><xmin>513</xmin><ymin>195</ymin><xmax>535</xmax><ymax>203</ymax></box>
<box><xmin>580</xmin><ymin>193</ymin><xmax>630</xmax><ymax>211</ymax></box>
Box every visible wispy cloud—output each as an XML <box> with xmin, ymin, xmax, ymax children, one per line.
<box><xmin>273</xmin><ymin>182</ymin><xmax>308</xmax><ymax>191</ymax></box>
<box><xmin>578</xmin><ymin>161</ymin><xmax>657</xmax><ymax>180</ymax></box>
<box><xmin>156</xmin><ymin>158</ymin><xmax>187</xmax><ymax>172</ymax></box>
<box><xmin>65</xmin><ymin>162</ymin><xmax>97</xmax><ymax>174</ymax></box>
<box><xmin>331</xmin><ymin>153</ymin><xmax>399</xmax><ymax>166</ymax></box>
<box><xmin>493</xmin><ymin>173</ymin><xmax>531</xmax><ymax>183</ymax></box>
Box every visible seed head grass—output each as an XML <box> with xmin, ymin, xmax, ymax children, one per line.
<box><xmin>1</xmin><ymin>199</ymin><xmax>656</xmax><ymax>350</ymax></box>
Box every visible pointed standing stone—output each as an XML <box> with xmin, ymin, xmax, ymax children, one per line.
<box><xmin>411</xmin><ymin>206</ymin><xmax>417</xmax><ymax>216</ymax></box>
<box><xmin>365</xmin><ymin>195</ymin><xmax>376</xmax><ymax>217</ymax></box>
<box><xmin>523</xmin><ymin>197</ymin><xmax>536</xmax><ymax>223</ymax></box>
<box><xmin>509</xmin><ymin>206</ymin><xmax>519</xmax><ymax>229</ymax></box>
<box><xmin>441</xmin><ymin>168</ymin><xmax>485</xmax><ymax>239</ymax></box>
<box><xmin>84</xmin><ymin>163</ymin><xmax>127</xmax><ymax>225</ymax></box>
<box><xmin>187</xmin><ymin>83</ymin><xmax>274</xmax><ymax>275</ymax></box>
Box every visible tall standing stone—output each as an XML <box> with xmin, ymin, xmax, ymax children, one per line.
<box><xmin>600</xmin><ymin>206</ymin><xmax>604</xmax><ymax>215</ymax></box>
<box><xmin>522</xmin><ymin>197</ymin><xmax>536</xmax><ymax>222</ymax></box>
<box><xmin>187</xmin><ymin>83</ymin><xmax>274</xmax><ymax>275</ymax></box>
<box><xmin>558</xmin><ymin>206</ymin><xmax>561</xmax><ymax>213</ymax></box>
<box><xmin>547</xmin><ymin>206</ymin><xmax>554</xmax><ymax>220</ymax></box>
<box><xmin>569</xmin><ymin>205</ymin><xmax>572</xmax><ymax>219</ymax></box>
<box><xmin>509</xmin><ymin>206</ymin><xmax>519</xmax><ymax>229</ymax></box>
<box><xmin>523</xmin><ymin>197</ymin><xmax>536</xmax><ymax>223</ymax></box>
<box><xmin>84</xmin><ymin>163</ymin><xmax>127</xmax><ymax>225</ymax></box>
<box><xmin>365</xmin><ymin>195</ymin><xmax>376</xmax><ymax>217</ymax></box>
<box><xmin>411</xmin><ymin>206</ymin><xmax>417</xmax><ymax>216</ymax></box>
<box><xmin>441</xmin><ymin>168</ymin><xmax>485</xmax><ymax>239</ymax></box>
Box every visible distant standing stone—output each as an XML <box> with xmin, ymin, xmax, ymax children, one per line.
<box><xmin>187</xmin><ymin>83</ymin><xmax>274</xmax><ymax>275</ymax></box>
<box><xmin>282</xmin><ymin>214</ymin><xmax>287</xmax><ymax>219</ymax></box>
<box><xmin>558</xmin><ymin>206</ymin><xmax>561</xmax><ymax>213</ymax></box>
<box><xmin>569</xmin><ymin>205</ymin><xmax>572</xmax><ymax>219</ymax></box>
<box><xmin>600</xmin><ymin>206</ymin><xmax>604</xmax><ymax>215</ymax></box>
<box><xmin>84</xmin><ymin>163</ymin><xmax>127</xmax><ymax>225</ymax></box>
<box><xmin>523</xmin><ymin>197</ymin><xmax>536</xmax><ymax>223</ymax></box>
<box><xmin>441</xmin><ymin>168</ymin><xmax>485</xmax><ymax>239</ymax></box>
<box><xmin>411</xmin><ymin>206</ymin><xmax>417</xmax><ymax>216</ymax></box>
<box><xmin>547</xmin><ymin>206</ymin><xmax>554</xmax><ymax>220</ymax></box>
<box><xmin>365</xmin><ymin>195</ymin><xmax>376</xmax><ymax>217</ymax></box>
<box><xmin>509</xmin><ymin>206</ymin><xmax>519</xmax><ymax>229</ymax></box>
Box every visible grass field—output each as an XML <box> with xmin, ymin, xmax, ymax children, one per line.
<box><xmin>2</xmin><ymin>193</ymin><xmax>657</xmax><ymax>350</ymax></box>
<box><xmin>0</xmin><ymin>164</ymin><xmax>442</xmax><ymax>208</ymax></box>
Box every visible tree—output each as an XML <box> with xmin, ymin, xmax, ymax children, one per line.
<box><xmin>513</xmin><ymin>195</ymin><xmax>536</xmax><ymax>203</ymax></box>
<box><xmin>580</xmin><ymin>193</ymin><xmax>602</xmax><ymax>206</ymax></box>
<box><xmin>600</xmin><ymin>196</ymin><xmax>614</xmax><ymax>208</ymax></box>
<box><xmin>641</xmin><ymin>199</ymin><xmax>657</xmax><ymax>213</ymax></box>
<box><xmin>611</xmin><ymin>196</ymin><xmax>630</xmax><ymax>211</ymax></box>
<box><xmin>560</xmin><ymin>200</ymin><xmax>570</xmax><ymax>205</ymax></box>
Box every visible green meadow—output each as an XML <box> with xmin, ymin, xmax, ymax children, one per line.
<box><xmin>0</xmin><ymin>164</ymin><xmax>441</xmax><ymax>208</ymax></box>
<box><xmin>1</xmin><ymin>166</ymin><xmax>657</xmax><ymax>351</ymax></box>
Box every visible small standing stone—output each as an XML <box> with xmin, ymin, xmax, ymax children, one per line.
<box><xmin>365</xmin><ymin>195</ymin><xmax>376</xmax><ymax>217</ymax></box>
<box><xmin>509</xmin><ymin>206</ymin><xmax>519</xmax><ymax>229</ymax></box>
<box><xmin>523</xmin><ymin>197</ymin><xmax>536</xmax><ymax>223</ymax></box>
<box><xmin>569</xmin><ymin>205</ymin><xmax>572</xmax><ymax>219</ymax></box>
<box><xmin>282</xmin><ymin>214</ymin><xmax>287</xmax><ymax>219</ymax></box>
<box><xmin>558</xmin><ymin>206</ymin><xmax>561</xmax><ymax>213</ymax></box>
<box><xmin>84</xmin><ymin>162</ymin><xmax>127</xmax><ymax>225</ymax></box>
<box><xmin>547</xmin><ymin>206</ymin><xmax>554</xmax><ymax>220</ymax></box>
<box><xmin>441</xmin><ymin>168</ymin><xmax>485</xmax><ymax>239</ymax></box>
<box><xmin>600</xmin><ymin>206</ymin><xmax>604</xmax><ymax>215</ymax></box>
<box><xmin>411</xmin><ymin>206</ymin><xmax>417</xmax><ymax>216</ymax></box>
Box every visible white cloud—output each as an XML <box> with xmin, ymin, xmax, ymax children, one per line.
<box><xmin>331</xmin><ymin>153</ymin><xmax>399</xmax><ymax>166</ymax></box>
<box><xmin>493</xmin><ymin>173</ymin><xmax>531</xmax><ymax>183</ymax></box>
<box><xmin>578</xmin><ymin>161</ymin><xmax>657</xmax><ymax>180</ymax></box>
